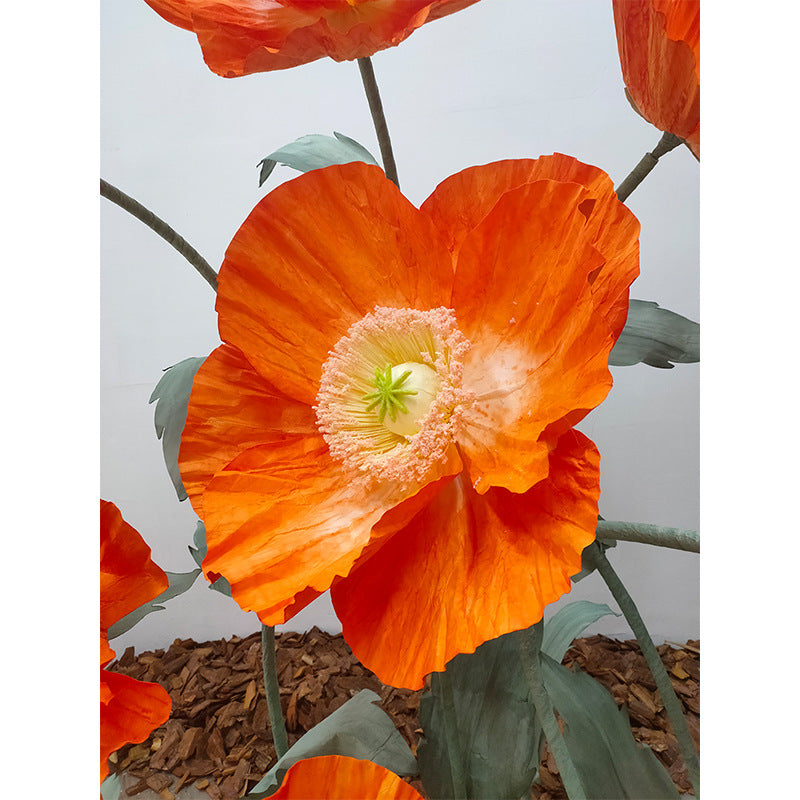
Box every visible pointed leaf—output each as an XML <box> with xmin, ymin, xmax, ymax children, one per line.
<box><xmin>100</xmin><ymin>773</ymin><xmax>123</xmax><ymax>800</ymax></box>
<box><xmin>541</xmin><ymin>653</ymin><xmax>680</xmax><ymax>799</ymax></box>
<box><xmin>188</xmin><ymin>520</ymin><xmax>233</xmax><ymax>597</ymax></box>
<box><xmin>542</xmin><ymin>601</ymin><xmax>620</xmax><ymax>664</ymax></box>
<box><xmin>418</xmin><ymin>628</ymin><xmax>540</xmax><ymax>800</ymax></box>
<box><xmin>107</xmin><ymin>568</ymin><xmax>201</xmax><ymax>639</ymax></box>
<box><xmin>610</xmin><ymin>300</ymin><xmax>699</xmax><ymax>368</ymax></box>
<box><xmin>149</xmin><ymin>357</ymin><xmax>205</xmax><ymax>501</ymax></box>
<box><xmin>257</xmin><ymin>132</ymin><xmax>380</xmax><ymax>187</ymax></box>
<box><xmin>244</xmin><ymin>690</ymin><xmax>417</xmax><ymax>798</ymax></box>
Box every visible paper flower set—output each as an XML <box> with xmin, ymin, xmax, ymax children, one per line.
<box><xmin>101</xmin><ymin>1</ymin><xmax>699</xmax><ymax>797</ymax></box>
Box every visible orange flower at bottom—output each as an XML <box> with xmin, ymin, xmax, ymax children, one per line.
<box><xmin>613</xmin><ymin>0</ymin><xmax>700</xmax><ymax>157</ymax></box>
<box><xmin>271</xmin><ymin>756</ymin><xmax>423</xmax><ymax>800</ymax></box>
<box><xmin>100</xmin><ymin>501</ymin><xmax>172</xmax><ymax>782</ymax></box>
<box><xmin>179</xmin><ymin>157</ymin><xmax>640</xmax><ymax>690</ymax></box>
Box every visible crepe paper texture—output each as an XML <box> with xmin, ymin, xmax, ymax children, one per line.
<box><xmin>142</xmin><ymin>0</ymin><xmax>482</xmax><ymax>76</ymax></box>
<box><xmin>613</xmin><ymin>0</ymin><xmax>700</xmax><ymax>157</ymax></box>
<box><xmin>265</xmin><ymin>755</ymin><xmax>423</xmax><ymax>800</ymax></box>
<box><xmin>100</xmin><ymin>501</ymin><xmax>172</xmax><ymax>782</ymax></box>
<box><xmin>179</xmin><ymin>156</ymin><xmax>640</xmax><ymax>690</ymax></box>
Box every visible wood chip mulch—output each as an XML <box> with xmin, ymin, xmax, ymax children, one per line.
<box><xmin>107</xmin><ymin>629</ymin><xmax>698</xmax><ymax>799</ymax></box>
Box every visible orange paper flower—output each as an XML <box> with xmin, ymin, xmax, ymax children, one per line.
<box><xmin>271</xmin><ymin>755</ymin><xmax>423</xmax><ymax>799</ymax></box>
<box><xmin>142</xmin><ymin>0</ymin><xmax>482</xmax><ymax>76</ymax></box>
<box><xmin>180</xmin><ymin>156</ymin><xmax>639</xmax><ymax>689</ymax></box>
<box><xmin>613</xmin><ymin>0</ymin><xmax>700</xmax><ymax>157</ymax></box>
<box><xmin>100</xmin><ymin>501</ymin><xmax>172</xmax><ymax>782</ymax></box>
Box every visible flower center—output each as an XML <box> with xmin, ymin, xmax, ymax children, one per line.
<box><xmin>315</xmin><ymin>307</ymin><xmax>471</xmax><ymax>486</ymax></box>
<box><xmin>363</xmin><ymin>361</ymin><xmax>440</xmax><ymax>436</ymax></box>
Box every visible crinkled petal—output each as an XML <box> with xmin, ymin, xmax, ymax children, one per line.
<box><xmin>421</xmin><ymin>155</ymin><xmax>640</xmax><ymax>336</ymax></box>
<box><xmin>143</xmin><ymin>0</ymin><xmax>480</xmax><ymax>76</ymax></box>
<box><xmin>178</xmin><ymin>343</ymin><xmax>317</xmax><ymax>518</ymax></box>
<box><xmin>613</xmin><ymin>0</ymin><xmax>700</xmax><ymax>151</ymax></box>
<box><xmin>271</xmin><ymin>755</ymin><xmax>424</xmax><ymax>800</ymax></box>
<box><xmin>201</xmin><ymin>434</ymin><xmax>461</xmax><ymax>625</ymax></box>
<box><xmin>100</xmin><ymin>501</ymin><xmax>169</xmax><ymax>659</ymax></box>
<box><xmin>100</xmin><ymin>669</ymin><xmax>171</xmax><ymax>782</ymax></box>
<box><xmin>332</xmin><ymin>430</ymin><xmax>600</xmax><ymax>689</ymax></box>
<box><xmin>449</xmin><ymin>180</ymin><xmax>617</xmax><ymax>493</ymax></box>
<box><xmin>216</xmin><ymin>162</ymin><xmax>453</xmax><ymax>405</ymax></box>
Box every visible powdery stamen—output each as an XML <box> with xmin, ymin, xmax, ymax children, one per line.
<box><xmin>315</xmin><ymin>306</ymin><xmax>472</xmax><ymax>487</ymax></box>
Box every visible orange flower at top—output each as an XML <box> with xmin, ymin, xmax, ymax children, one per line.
<box><xmin>613</xmin><ymin>0</ymin><xmax>700</xmax><ymax>157</ymax></box>
<box><xmin>100</xmin><ymin>501</ymin><xmax>172</xmax><ymax>782</ymax></box>
<box><xmin>179</xmin><ymin>156</ymin><xmax>640</xmax><ymax>690</ymax></box>
<box><xmin>142</xmin><ymin>0</ymin><xmax>482</xmax><ymax>76</ymax></box>
<box><xmin>271</xmin><ymin>755</ymin><xmax>423</xmax><ymax>799</ymax></box>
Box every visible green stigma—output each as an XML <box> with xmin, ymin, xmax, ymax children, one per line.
<box><xmin>363</xmin><ymin>364</ymin><xmax>418</xmax><ymax>424</ymax></box>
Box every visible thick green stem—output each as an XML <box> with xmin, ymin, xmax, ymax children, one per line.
<box><xmin>100</xmin><ymin>178</ymin><xmax>219</xmax><ymax>292</ymax></box>
<box><xmin>521</xmin><ymin>622</ymin><xmax>587</xmax><ymax>800</ymax></box>
<box><xmin>584</xmin><ymin>543</ymin><xmax>700</xmax><ymax>796</ymax></box>
<box><xmin>615</xmin><ymin>131</ymin><xmax>684</xmax><ymax>202</ymax></box>
<box><xmin>261</xmin><ymin>625</ymin><xmax>289</xmax><ymax>759</ymax></box>
<box><xmin>597</xmin><ymin>520</ymin><xmax>699</xmax><ymax>553</ymax></box>
<box><xmin>357</xmin><ymin>57</ymin><xmax>399</xmax><ymax>188</ymax></box>
<box><xmin>432</xmin><ymin>671</ymin><xmax>468</xmax><ymax>799</ymax></box>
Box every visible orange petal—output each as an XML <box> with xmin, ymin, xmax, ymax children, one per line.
<box><xmin>613</xmin><ymin>0</ymin><xmax>700</xmax><ymax>148</ymax></box>
<box><xmin>450</xmin><ymin>179</ymin><xmax>618</xmax><ymax>493</ymax></box>
<box><xmin>200</xmin><ymin>434</ymin><xmax>462</xmax><ymax>625</ymax></box>
<box><xmin>100</xmin><ymin>501</ymin><xmax>168</xmax><ymax>656</ymax></box>
<box><xmin>144</xmin><ymin>1</ymin><xmax>480</xmax><ymax>76</ymax></box>
<box><xmin>332</xmin><ymin>430</ymin><xmax>600</xmax><ymax>689</ymax></box>
<box><xmin>100</xmin><ymin>669</ymin><xmax>171</xmax><ymax>782</ymax></box>
<box><xmin>178</xmin><ymin>343</ymin><xmax>317</xmax><ymax>518</ymax></box>
<box><xmin>271</xmin><ymin>755</ymin><xmax>423</xmax><ymax>800</ymax></box>
<box><xmin>421</xmin><ymin>155</ymin><xmax>640</xmax><ymax>337</ymax></box>
<box><xmin>216</xmin><ymin>162</ymin><xmax>453</xmax><ymax>405</ymax></box>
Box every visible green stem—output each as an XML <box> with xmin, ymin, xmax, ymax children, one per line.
<box><xmin>261</xmin><ymin>625</ymin><xmax>289</xmax><ymax>759</ymax></box>
<box><xmin>584</xmin><ymin>543</ymin><xmax>700</xmax><ymax>797</ymax></box>
<box><xmin>432</xmin><ymin>670</ymin><xmax>468</xmax><ymax>799</ymax></box>
<box><xmin>357</xmin><ymin>57</ymin><xmax>399</xmax><ymax>188</ymax></box>
<box><xmin>100</xmin><ymin>178</ymin><xmax>219</xmax><ymax>292</ymax></box>
<box><xmin>521</xmin><ymin>622</ymin><xmax>587</xmax><ymax>800</ymax></box>
<box><xmin>596</xmin><ymin>520</ymin><xmax>699</xmax><ymax>553</ymax></box>
<box><xmin>615</xmin><ymin>131</ymin><xmax>684</xmax><ymax>202</ymax></box>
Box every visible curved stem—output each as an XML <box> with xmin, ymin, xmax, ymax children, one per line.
<box><xmin>584</xmin><ymin>543</ymin><xmax>700</xmax><ymax>797</ymax></box>
<box><xmin>261</xmin><ymin>625</ymin><xmax>289</xmax><ymax>759</ymax></box>
<box><xmin>596</xmin><ymin>520</ymin><xmax>699</xmax><ymax>553</ymax></box>
<box><xmin>100</xmin><ymin>178</ymin><xmax>219</xmax><ymax>292</ymax></box>
<box><xmin>357</xmin><ymin>57</ymin><xmax>399</xmax><ymax>188</ymax></box>
<box><xmin>521</xmin><ymin>622</ymin><xmax>587</xmax><ymax>800</ymax></box>
<box><xmin>432</xmin><ymin>671</ymin><xmax>468</xmax><ymax>799</ymax></box>
<box><xmin>615</xmin><ymin>131</ymin><xmax>684</xmax><ymax>202</ymax></box>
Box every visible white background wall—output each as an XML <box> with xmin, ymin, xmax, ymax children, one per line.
<box><xmin>101</xmin><ymin>0</ymin><xmax>699</xmax><ymax>656</ymax></box>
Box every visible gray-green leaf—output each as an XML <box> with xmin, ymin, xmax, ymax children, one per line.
<box><xmin>418</xmin><ymin>629</ymin><xmax>541</xmax><ymax>800</ymax></box>
<box><xmin>610</xmin><ymin>300</ymin><xmax>699</xmax><ymax>368</ymax></box>
<box><xmin>107</xmin><ymin>568</ymin><xmax>201</xmax><ymax>640</ymax></box>
<box><xmin>189</xmin><ymin>520</ymin><xmax>233</xmax><ymax>598</ymax></box>
<box><xmin>149</xmin><ymin>357</ymin><xmax>205</xmax><ymax>501</ymax></box>
<box><xmin>542</xmin><ymin>601</ymin><xmax>620</xmax><ymax>664</ymax></box>
<box><xmin>244</xmin><ymin>690</ymin><xmax>417</xmax><ymax>798</ymax></box>
<box><xmin>258</xmin><ymin>132</ymin><xmax>380</xmax><ymax>186</ymax></box>
<box><xmin>100</xmin><ymin>773</ymin><xmax>123</xmax><ymax>800</ymax></box>
<box><xmin>541</xmin><ymin>653</ymin><xmax>680</xmax><ymax>799</ymax></box>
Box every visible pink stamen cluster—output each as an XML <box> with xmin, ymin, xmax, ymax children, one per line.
<box><xmin>315</xmin><ymin>306</ymin><xmax>472</xmax><ymax>488</ymax></box>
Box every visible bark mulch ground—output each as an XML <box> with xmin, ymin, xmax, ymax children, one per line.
<box><xmin>107</xmin><ymin>629</ymin><xmax>699</xmax><ymax>799</ymax></box>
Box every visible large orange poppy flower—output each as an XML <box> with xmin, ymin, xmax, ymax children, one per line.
<box><xmin>142</xmin><ymin>0</ymin><xmax>482</xmax><ymax>76</ymax></box>
<box><xmin>179</xmin><ymin>156</ymin><xmax>640</xmax><ymax>690</ymax></box>
<box><xmin>100</xmin><ymin>501</ymin><xmax>172</xmax><ymax>782</ymax></box>
<box><xmin>270</xmin><ymin>755</ymin><xmax>423</xmax><ymax>799</ymax></box>
<box><xmin>613</xmin><ymin>0</ymin><xmax>700</xmax><ymax>158</ymax></box>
